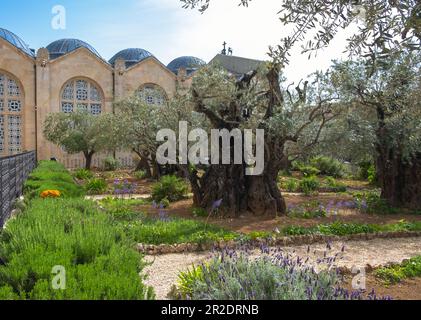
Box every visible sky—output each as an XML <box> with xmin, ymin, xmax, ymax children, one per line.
<box><xmin>0</xmin><ymin>0</ymin><xmax>358</xmax><ymax>83</ymax></box>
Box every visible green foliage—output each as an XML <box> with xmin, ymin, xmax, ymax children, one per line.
<box><xmin>159</xmin><ymin>198</ymin><xmax>171</xmax><ymax>209</ymax></box>
<box><xmin>104</xmin><ymin>157</ymin><xmax>120</xmax><ymax>171</ymax></box>
<box><xmin>192</xmin><ymin>207</ymin><xmax>208</xmax><ymax>218</ymax></box>
<box><xmin>353</xmin><ymin>191</ymin><xmax>398</xmax><ymax>214</ymax></box>
<box><xmin>299</xmin><ymin>176</ymin><xmax>320</xmax><ymax>195</ymax></box>
<box><xmin>43</xmin><ymin>111</ymin><xmax>118</xmax><ymax>169</ymax></box>
<box><xmin>281</xmin><ymin>220</ymin><xmax>421</xmax><ymax>236</ymax></box>
<box><xmin>119</xmin><ymin>218</ymin><xmax>237</xmax><ymax>245</ymax></box>
<box><xmin>287</xmin><ymin>201</ymin><xmax>327</xmax><ymax>219</ymax></box>
<box><xmin>152</xmin><ymin>175</ymin><xmax>189</xmax><ymax>202</ymax></box>
<box><xmin>0</xmin><ymin>198</ymin><xmax>154</xmax><ymax>300</ymax></box>
<box><xmin>85</xmin><ymin>178</ymin><xmax>108</xmax><ymax>195</ymax></box>
<box><xmin>374</xmin><ymin>256</ymin><xmax>421</xmax><ymax>284</ymax></box>
<box><xmin>325</xmin><ymin>177</ymin><xmax>347</xmax><ymax>193</ymax></box>
<box><xmin>98</xmin><ymin>197</ymin><xmax>147</xmax><ymax>222</ymax></box>
<box><xmin>367</xmin><ymin>165</ymin><xmax>377</xmax><ymax>185</ymax></box>
<box><xmin>358</xmin><ymin>161</ymin><xmax>372</xmax><ymax>180</ymax></box>
<box><xmin>174</xmin><ymin>250</ymin><xmax>355</xmax><ymax>300</ymax></box>
<box><xmin>73</xmin><ymin>169</ymin><xmax>94</xmax><ymax>180</ymax></box>
<box><xmin>24</xmin><ymin>161</ymin><xmax>84</xmax><ymax>199</ymax></box>
<box><xmin>176</xmin><ymin>265</ymin><xmax>204</xmax><ymax>299</ymax></box>
<box><xmin>298</xmin><ymin>165</ymin><xmax>320</xmax><ymax>177</ymax></box>
<box><xmin>0</xmin><ymin>285</ymin><xmax>19</xmax><ymax>300</ymax></box>
<box><xmin>310</xmin><ymin>156</ymin><xmax>346</xmax><ymax>178</ymax></box>
<box><xmin>133</xmin><ymin>170</ymin><xmax>147</xmax><ymax>180</ymax></box>
<box><xmin>281</xmin><ymin>178</ymin><xmax>299</xmax><ymax>192</ymax></box>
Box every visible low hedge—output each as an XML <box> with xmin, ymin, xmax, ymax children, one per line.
<box><xmin>24</xmin><ymin>161</ymin><xmax>84</xmax><ymax>199</ymax></box>
<box><xmin>0</xmin><ymin>198</ymin><xmax>154</xmax><ymax>300</ymax></box>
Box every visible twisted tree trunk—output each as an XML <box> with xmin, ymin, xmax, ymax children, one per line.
<box><xmin>376</xmin><ymin>107</ymin><xmax>421</xmax><ymax>210</ymax></box>
<box><xmin>187</xmin><ymin>66</ymin><xmax>287</xmax><ymax>217</ymax></box>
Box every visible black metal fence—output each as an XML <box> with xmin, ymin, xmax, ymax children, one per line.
<box><xmin>0</xmin><ymin>151</ymin><xmax>36</xmax><ymax>228</ymax></box>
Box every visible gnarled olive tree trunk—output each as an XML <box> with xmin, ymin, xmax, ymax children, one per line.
<box><xmin>186</xmin><ymin>67</ymin><xmax>287</xmax><ymax>217</ymax></box>
<box><xmin>376</xmin><ymin>107</ymin><xmax>421</xmax><ymax>210</ymax></box>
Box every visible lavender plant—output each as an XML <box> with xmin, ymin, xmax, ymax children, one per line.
<box><xmin>175</xmin><ymin>246</ymin><xmax>390</xmax><ymax>300</ymax></box>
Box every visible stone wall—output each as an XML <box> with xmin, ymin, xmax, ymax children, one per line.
<box><xmin>0</xmin><ymin>38</ymin><xmax>186</xmax><ymax>168</ymax></box>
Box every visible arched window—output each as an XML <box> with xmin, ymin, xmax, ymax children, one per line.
<box><xmin>137</xmin><ymin>83</ymin><xmax>167</xmax><ymax>106</ymax></box>
<box><xmin>60</xmin><ymin>79</ymin><xmax>103</xmax><ymax>115</ymax></box>
<box><xmin>0</xmin><ymin>72</ymin><xmax>23</xmax><ymax>156</ymax></box>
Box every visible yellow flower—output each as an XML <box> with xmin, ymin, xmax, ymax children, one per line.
<box><xmin>40</xmin><ymin>190</ymin><xmax>61</xmax><ymax>198</ymax></box>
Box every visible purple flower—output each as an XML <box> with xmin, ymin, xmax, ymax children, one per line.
<box><xmin>211</xmin><ymin>199</ymin><xmax>223</xmax><ymax>211</ymax></box>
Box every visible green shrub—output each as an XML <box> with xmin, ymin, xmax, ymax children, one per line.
<box><xmin>357</xmin><ymin>161</ymin><xmax>372</xmax><ymax>180</ymax></box>
<box><xmin>282</xmin><ymin>178</ymin><xmax>299</xmax><ymax>192</ymax></box>
<box><xmin>133</xmin><ymin>170</ymin><xmax>147</xmax><ymax>180</ymax></box>
<box><xmin>176</xmin><ymin>265</ymin><xmax>204</xmax><ymax>299</ymax></box>
<box><xmin>325</xmin><ymin>177</ymin><xmax>347</xmax><ymax>192</ymax></box>
<box><xmin>24</xmin><ymin>161</ymin><xmax>84</xmax><ymax>199</ymax></box>
<box><xmin>374</xmin><ymin>256</ymin><xmax>421</xmax><ymax>284</ymax></box>
<box><xmin>353</xmin><ymin>190</ymin><xmax>398</xmax><ymax>214</ymax></box>
<box><xmin>299</xmin><ymin>176</ymin><xmax>320</xmax><ymax>195</ymax></box>
<box><xmin>119</xmin><ymin>218</ymin><xmax>237</xmax><ymax>245</ymax></box>
<box><xmin>299</xmin><ymin>165</ymin><xmax>320</xmax><ymax>177</ymax></box>
<box><xmin>0</xmin><ymin>285</ymin><xmax>19</xmax><ymax>300</ymax></box>
<box><xmin>104</xmin><ymin>156</ymin><xmax>119</xmax><ymax>171</ymax></box>
<box><xmin>99</xmin><ymin>197</ymin><xmax>146</xmax><ymax>221</ymax></box>
<box><xmin>310</xmin><ymin>156</ymin><xmax>346</xmax><ymax>178</ymax></box>
<box><xmin>85</xmin><ymin>178</ymin><xmax>108</xmax><ymax>195</ymax></box>
<box><xmin>0</xmin><ymin>198</ymin><xmax>154</xmax><ymax>300</ymax></box>
<box><xmin>367</xmin><ymin>165</ymin><xmax>377</xmax><ymax>185</ymax></box>
<box><xmin>192</xmin><ymin>207</ymin><xmax>208</xmax><ymax>218</ymax></box>
<box><xmin>152</xmin><ymin>175</ymin><xmax>189</xmax><ymax>202</ymax></box>
<box><xmin>281</xmin><ymin>220</ymin><xmax>421</xmax><ymax>236</ymax></box>
<box><xmin>159</xmin><ymin>197</ymin><xmax>171</xmax><ymax>209</ymax></box>
<box><xmin>287</xmin><ymin>201</ymin><xmax>327</xmax><ymax>219</ymax></box>
<box><xmin>74</xmin><ymin>169</ymin><xmax>94</xmax><ymax>180</ymax></box>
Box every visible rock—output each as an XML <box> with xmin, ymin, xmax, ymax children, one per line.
<box><xmin>365</xmin><ymin>264</ymin><xmax>374</xmax><ymax>273</ymax></box>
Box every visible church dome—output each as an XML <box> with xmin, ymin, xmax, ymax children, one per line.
<box><xmin>46</xmin><ymin>38</ymin><xmax>102</xmax><ymax>59</ymax></box>
<box><xmin>167</xmin><ymin>56</ymin><xmax>206</xmax><ymax>75</ymax></box>
<box><xmin>109</xmin><ymin>48</ymin><xmax>154</xmax><ymax>68</ymax></box>
<box><xmin>0</xmin><ymin>27</ymin><xmax>34</xmax><ymax>57</ymax></box>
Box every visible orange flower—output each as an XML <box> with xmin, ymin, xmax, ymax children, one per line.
<box><xmin>40</xmin><ymin>190</ymin><xmax>61</xmax><ymax>198</ymax></box>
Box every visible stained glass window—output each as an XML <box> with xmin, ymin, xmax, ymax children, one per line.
<box><xmin>0</xmin><ymin>72</ymin><xmax>23</xmax><ymax>156</ymax></box>
<box><xmin>61</xmin><ymin>79</ymin><xmax>103</xmax><ymax>115</ymax></box>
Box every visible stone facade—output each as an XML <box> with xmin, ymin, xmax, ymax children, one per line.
<box><xmin>0</xmin><ymin>29</ymin><xmax>203</xmax><ymax>168</ymax></box>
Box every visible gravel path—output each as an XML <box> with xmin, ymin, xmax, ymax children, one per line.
<box><xmin>143</xmin><ymin>237</ymin><xmax>421</xmax><ymax>299</ymax></box>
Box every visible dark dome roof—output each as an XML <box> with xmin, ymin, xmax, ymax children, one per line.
<box><xmin>167</xmin><ymin>56</ymin><xmax>206</xmax><ymax>75</ymax></box>
<box><xmin>46</xmin><ymin>39</ymin><xmax>102</xmax><ymax>59</ymax></box>
<box><xmin>0</xmin><ymin>27</ymin><xmax>34</xmax><ymax>57</ymax></box>
<box><xmin>109</xmin><ymin>48</ymin><xmax>153</xmax><ymax>68</ymax></box>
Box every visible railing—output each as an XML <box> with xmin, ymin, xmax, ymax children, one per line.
<box><xmin>0</xmin><ymin>151</ymin><xmax>36</xmax><ymax>227</ymax></box>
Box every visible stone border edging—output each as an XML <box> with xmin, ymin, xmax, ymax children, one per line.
<box><xmin>136</xmin><ymin>230</ymin><xmax>421</xmax><ymax>255</ymax></box>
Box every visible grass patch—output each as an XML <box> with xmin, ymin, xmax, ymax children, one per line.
<box><xmin>118</xmin><ymin>218</ymin><xmax>238</xmax><ymax>245</ymax></box>
<box><xmin>374</xmin><ymin>256</ymin><xmax>421</xmax><ymax>284</ymax></box>
<box><xmin>0</xmin><ymin>197</ymin><xmax>154</xmax><ymax>300</ymax></box>
<box><xmin>280</xmin><ymin>220</ymin><xmax>421</xmax><ymax>237</ymax></box>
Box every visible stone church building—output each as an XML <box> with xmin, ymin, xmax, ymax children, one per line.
<box><xmin>0</xmin><ymin>27</ymin><xmax>262</xmax><ymax>168</ymax></box>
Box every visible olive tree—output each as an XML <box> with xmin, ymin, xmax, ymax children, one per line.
<box><xmin>43</xmin><ymin>111</ymin><xmax>117</xmax><ymax>169</ymax></box>
<box><xmin>331</xmin><ymin>52</ymin><xmax>421</xmax><ymax>209</ymax></box>
<box><xmin>176</xmin><ymin>64</ymin><xmax>339</xmax><ymax>216</ymax></box>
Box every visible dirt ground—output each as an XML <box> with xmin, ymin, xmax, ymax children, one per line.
<box><xmin>144</xmin><ymin>237</ymin><xmax>421</xmax><ymax>300</ymax></box>
<box><xmin>342</xmin><ymin>275</ymin><xmax>421</xmax><ymax>300</ymax></box>
<box><xmin>140</xmin><ymin>196</ymin><xmax>421</xmax><ymax>234</ymax></box>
